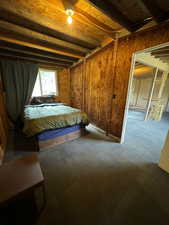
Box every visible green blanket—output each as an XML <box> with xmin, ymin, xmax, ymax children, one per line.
<box><xmin>23</xmin><ymin>104</ymin><xmax>89</xmax><ymax>136</ymax></box>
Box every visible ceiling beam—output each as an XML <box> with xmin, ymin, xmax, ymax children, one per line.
<box><xmin>0</xmin><ymin>46</ymin><xmax>69</xmax><ymax>63</ymax></box>
<box><xmin>141</xmin><ymin>0</ymin><xmax>169</xmax><ymax>23</ymax></box>
<box><xmin>0</xmin><ymin>36</ymin><xmax>83</xmax><ymax>59</ymax></box>
<box><xmin>45</xmin><ymin>0</ymin><xmax>116</xmax><ymax>37</ymax></box>
<box><xmin>0</xmin><ymin>49</ymin><xmax>73</xmax><ymax>66</ymax></box>
<box><xmin>0</xmin><ymin>54</ymin><xmax>67</xmax><ymax>68</ymax></box>
<box><xmin>152</xmin><ymin>53</ymin><xmax>169</xmax><ymax>57</ymax></box>
<box><xmin>136</xmin><ymin>52</ymin><xmax>169</xmax><ymax>71</ymax></box>
<box><xmin>0</xmin><ymin>20</ymin><xmax>88</xmax><ymax>57</ymax></box>
<box><xmin>152</xmin><ymin>51</ymin><xmax>169</xmax><ymax>56</ymax></box>
<box><xmin>1</xmin><ymin>47</ymin><xmax>76</xmax><ymax>65</ymax></box>
<box><xmin>39</xmin><ymin>64</ymin><xmax>64</xmax><ymax>70</ymax></box>
<box><xmin>151</xmin><ymin>47</ymin><xmax>169</xmax><ymax>54</ymax></box>
<box><xmin>85</xmin><ymin>0</ymin><xmax>142</xmax><ymax>32</ymax></box>
<box><xmin>161</xmin><ymin>59</ymin><xmax>169</xmax><ymax>64</ymax></box>
<box><xmin>74</xmin><ymin>7</ymin><xmax>116</xmax><ymax>37</ymax></box>
<box><xmin>154</xmin><ymin>55</ymin><xmax>169</xmax><ymax>59</ymax></box>
<box><xmin>0</xmin><ymin>40</ymin><xmax>78</xmax><ymax>63</ymax></box>
<box><xmin>0</xmin><ymin>2</ymin><xmax>99</xmax><ymax>50</ymax></box>
<box><xmin>0</xmin><ymin>48</ymin><xmax>73</xmax><ymax>66</ymax></box>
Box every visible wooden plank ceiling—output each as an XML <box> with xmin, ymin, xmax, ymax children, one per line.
<box><xmin>151</xmin><ymin>46</ymin><xmax>169</xmax><ymax>64</ymax></box>
<box><xmin>134</xmin><ymin>64</ymin><xmax>153</xmax><ymax>78</ymax></box>
<box><xmin>0</xmin><ymin>0</ymin><xmax>169</xmax><ymax>68</ymax></box>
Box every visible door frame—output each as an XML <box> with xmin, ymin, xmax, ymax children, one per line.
<box><xmin>120</xmin><ymin>41</ymin><xmax>169</xmax><ymax>143</ymax></box>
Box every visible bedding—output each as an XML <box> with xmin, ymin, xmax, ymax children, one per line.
<box><xmin>23</xmin><ymin>103</ymin><xmax>89</xmax><ymax>136</ymax></box>
<box><xmin>30</xmin><ymin>95</ymin><xmax>57</xmax><ymax>105</ymax></box>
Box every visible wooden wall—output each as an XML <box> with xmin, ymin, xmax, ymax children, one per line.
<box><xmin>130</xmin><ymin>77</ymin><xmax>169</xmax><ymax>111</ymax></box>
<box><xmin>130</xmin><ymin>77</ymin><xmax>153</xmax><ymax>110</ymax></box>
<box><xmin>70</xmin><ymin>63</ymin><xmax>83</xmax><ymax>110</ymax></box>
<box><xmin>111</xmin><ymin>22</ymin><xmax>169</xmax><ymax>138</ymax></box>
<box><xmin>57</xmin><ymin>68</ymin><xmax>70</xmax><ymax>105</ymax></box>
<box><xmin>70</xmin><ymin>43</ymin><xmax>115</xmax><ymax>132</ymax></box>
<box><xmin>84</xmin><ymin>44</ymin><xmax>116</xmax><ymax>131</ymax></box>
<box><xmin>70</xmin><ymin>22</ymin><xmax>169</xmax><ymax>140</ymax></box>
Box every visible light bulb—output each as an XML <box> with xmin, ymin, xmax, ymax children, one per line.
<box><xmin>67</xmin><ymin>15</ymin><xmax>73</xmax><ymax>24</ymax></box>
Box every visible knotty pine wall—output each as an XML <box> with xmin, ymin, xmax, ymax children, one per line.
<box><xmin>70</xmin><ymin>43</ymin><xmax>115</xmax><ymax>132</ymax></box>
<box><xmin>70</xmin><ymin>63</ymin><xmax>83</xmax><ymax>110</ymax></box>
<box><xmin>130</xmin><ymin>77</ymin><xmax>169</xmax><ymax>111</ymax></box>
<box><xmin>111</xmin><ymin>22</ymin><xmax>169</xmax><ymax>138</ymax></box>
<box><xmin>57</xmin><ymin>68</ymin><xmax>70</xmax><ymax>105</ymax></box>
<box><xmin>70</xmin><ymin>22</ymin><xmax>169</xmax><ymax>140</ymax></box>
<box><xmin>130</xmin><ymin>77</ymin><xmax>153</xmax><ymax>110</ymax></box>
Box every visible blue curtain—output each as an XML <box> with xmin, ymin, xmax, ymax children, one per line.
<box><xmin>0</xmin><ymin>59</ymin><xmax>38</xmax><ymax>123</ymax></box>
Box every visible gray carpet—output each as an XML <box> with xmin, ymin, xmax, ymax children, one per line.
<box><xmin>5</xmin><ymin>111</ymin><xmax>169</xmax><ymax>225</ymax></box>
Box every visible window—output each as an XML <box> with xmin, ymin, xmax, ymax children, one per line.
<box><xmin>32</xmin><ymin>68</ymin><xmax>58</xmax><ymax>97</ymax></box>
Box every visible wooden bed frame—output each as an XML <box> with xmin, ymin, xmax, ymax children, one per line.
<box><xmin>38</xmin><ymin>127</ymin><xmax>88</xmax><ymax>151</ymax></box>
<box><xmin>23</xmin><ymin>102</ymin><xmax>89</xmax><ymax>151</ymax></box>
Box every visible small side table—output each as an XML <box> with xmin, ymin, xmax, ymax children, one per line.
<box><xmin>0</xmin><ymin>153</ymin><xmax>46</xmax><ymax>212</ymax></box>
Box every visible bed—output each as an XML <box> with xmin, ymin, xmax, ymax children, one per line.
<box><xmin>22</xmin><ymin>103</ymin><xmax>89</xmax><ymax>150</ymax></box>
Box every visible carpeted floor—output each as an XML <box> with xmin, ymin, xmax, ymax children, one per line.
<box><xmin>4</xmin><ymin>110</ymin><xmax>169</xmax><ymax>225</ymax></box>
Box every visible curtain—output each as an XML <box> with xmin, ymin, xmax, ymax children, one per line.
<box><xmin>0</xmin><ymin>59</ymin><xmax>38</xmax><ymax>123</ymax></box>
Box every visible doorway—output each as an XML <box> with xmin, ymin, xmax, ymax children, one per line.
<box><xmin>122</xmin><ymin>43</ymin><xmax>169</xmax><ymax>153</ymax></box>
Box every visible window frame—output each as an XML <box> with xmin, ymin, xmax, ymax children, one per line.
<box><xmin>33</xmin><ymin>68</ymin><xmax>58</xmax><ymax>97</ymax></box>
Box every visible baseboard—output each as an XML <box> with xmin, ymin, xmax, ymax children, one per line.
<box><xmin>89</xmin><ymin>124</ymin><xmax>106</xmax><ymax>134</ymax></box>
<box><xmin>90</xmin><ymin>123</ymin><xmax>120</xmax><ymax>143</ymax></box>
<box><xmin>108</xmin><ymin>134</ymin><xmax>121</xmax><ymax>143</ymax></box>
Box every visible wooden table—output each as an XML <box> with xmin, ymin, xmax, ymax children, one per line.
<box><xmin>0</xmin><ymin>153</ymin><xmax>46</xmax><ymax>211</ymax></box>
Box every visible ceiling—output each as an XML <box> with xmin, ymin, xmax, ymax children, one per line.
<box><xmin>134</xmin><ymin>49</ymin><xmax>169</xmax><ymax>78</ymax></box>
<box><xmin>134</xmin><ymin>64</ymin><xmax>154</xmax><ymax>78</ymax></box>
<box><xmin>0</xmin><ymin>0</ymin><xmax>169</xmax><ymax>68</ymax></box>
<box><xmin>150</xmin><ymin>46</ymin><xmax>169</xmax><ymax>64</ymax></box>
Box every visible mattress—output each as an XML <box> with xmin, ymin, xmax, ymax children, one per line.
<box><xmin>23</xmin><ymin>103</ymin><xmax>89</xmax><ymax>136</ymax></box>
<box><xmin>38</xmin><ymin>124</ymin><xmax>87</xmax><ymax>150</ymax></box>
<box><xmin>38</xmin><ymin>124</ymin><xmax>85</xmax><ymax>141</ymax></box>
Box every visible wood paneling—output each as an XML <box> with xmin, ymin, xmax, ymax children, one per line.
<box><xmin>130</xmin><ymin>77</ymin><xmax>153</xmax><ymax>109</ymax></box>
<box><xmin>0</xmin><ymin>0</ymin><xmax>100</xmax><ymax>48</ymax></box>
<box><xmin>70</xmin><ymin>63</ymin><xmax>84</xmax><ymax>110</ymax></box>
<box><xmin>0</xmin><ymin>20</ymin><xmax>88</xmax><ymax>56</ymax></box>
<box><xmin>70</xmin><ymin>22</ymin><xmax>169</xmax><ymax>140</ymax></box>
<box><xmin>57</xmin><ymin>68</ymin><xmax>70</xmax><ymax>105</ymax></box>
<box><xmin>111</xmin><ymin>22</ymin><xmax>169</xmax><ymax>138</ymax></box>
<box><xmin>70</xmin><ymin>43</ymin><xmax>115</xmax><ymax>132</ymax></box>
<box><xmin>0</xmin><ymin>40</ymin><xmax>79</xmax><ymax>63</ymax></box>
<box><xmin>1</xmin><ymin>0</ymin><xmax>169</xmax><ymax>68</ymax></box>
<box><xmin>84</xmin><ymin>44</ymin><xmax>115</xmax><ymax>131</ymax></box>
<box><xmin>130</xmin><ymin>77</ymin><xmax>169</xmax><ymax>111</ymax></box>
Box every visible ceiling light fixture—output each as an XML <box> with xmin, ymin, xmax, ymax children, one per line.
<box><xmin>66</xmin><ymin>9</ymin><xmax>74</xmax><ymax>24</ymax></box>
